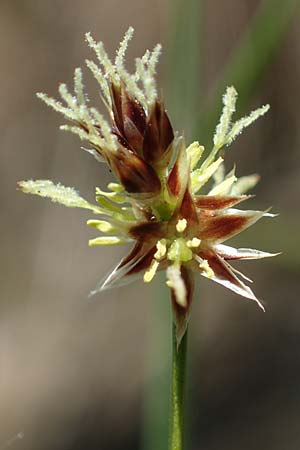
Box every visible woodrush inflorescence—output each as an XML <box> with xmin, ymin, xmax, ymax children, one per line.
<box><xmin>19</xmin><ymin>27</ymin><xmax>277</xmax><ymax>344</ymax></box>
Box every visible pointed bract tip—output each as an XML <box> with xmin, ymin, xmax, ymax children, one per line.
<box><xmin>256</xmin><ymin>298</ymin><xmax>266</xmax><ymax>312</ymax></box>
<box><xmin>263</xmin><ymin>209</ymin><xmax>279</xmax><ymax>218</ymax></box>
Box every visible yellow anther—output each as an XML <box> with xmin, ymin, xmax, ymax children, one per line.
<box><xmin>176</xmin><ymin>218</ymin><xmax>187</xmax><ymax>233</ymax></box>
<box><xmin>154</xmin><ymin>239</ymin><xmax>167</xmax><ymax>260</ymax></box>
<box><xmin>87</xmin><ymin>219</ymin><xmax>115</xmax><ymax>233</ymax></box>
<box><xmin>199</xmin><ymin>259</ymin><xmax>214</xmax><ymax>279</ymax></box>
<box><xmin>186</xmin><ymin>237</ymin><xmax>201</xmax><ymax>248</ymax></box>
<box><xmin>144</xmin><ymin>260</ymin><xmax>159</xmax><ymax>283</ymax></box>
<box><xmin>186</xmin><ymin>141</ymin><xmax>204</xmax><ymax>170</ymax></box>
<box><xmin>107</xmin><ymin>182</ymin><xmax>124</xmax><ymax>193</ymax></box>
<box><xmin>89</xmin><ymin>236</ymin><xmax>127</xmax><ymax>246</ymax></box>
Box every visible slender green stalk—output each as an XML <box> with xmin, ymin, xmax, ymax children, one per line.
<box><xmin>169</xmin><ymin>325</ymin><xmax>188</xmax><ymax>450</ymax></box>
<box><xmin>166</xmin><ymin>0</ymin><xmax>202</xmax><ymax>139</ymax></box>
<box><xmin>141</xmin><ymin>278</ymin><xmax>171</xmax><ymax>450</ymax></box>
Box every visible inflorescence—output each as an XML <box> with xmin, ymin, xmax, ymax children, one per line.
<box><xmin>19</xmin><ymin>27</ymin><xmax>277</xmax><ymax>343</ymax></box>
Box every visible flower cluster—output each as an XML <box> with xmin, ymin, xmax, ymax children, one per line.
<box><xmin>19</xmin><ymin>27</ymin><xmax>277</xmax><ymax>343</ymax></box>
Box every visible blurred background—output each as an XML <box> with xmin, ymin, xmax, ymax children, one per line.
<box><xmin>1</xmin><ymin>0</ymin><xmax>300</xmax><ymax>449</ymax></box>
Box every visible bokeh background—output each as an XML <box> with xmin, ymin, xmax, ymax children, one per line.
<box><xmin>1</xmin><ymin>0</ymin><xmax>300</xmax><ymax>449</ymax></box>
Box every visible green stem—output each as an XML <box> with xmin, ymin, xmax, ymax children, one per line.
<box><xmin>169</xmin><ymin>325</ymin><xmax>188</xmax><ymax>450</ymax></box>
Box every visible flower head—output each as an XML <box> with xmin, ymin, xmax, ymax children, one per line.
<box><xmin>19</xmin><ymin>28</ymin><xmax>278</xmax><ymax>344</ymax></box>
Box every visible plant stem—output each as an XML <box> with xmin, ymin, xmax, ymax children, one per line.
<box><xmin>169</xmin><ymin>324</ymin><xmax>188</xmax><ymax>450</ymax></box>
<box><xmin>141</xmin><ymin>278</ymin><xmax>171</xmax><ymax>450</ymax></box>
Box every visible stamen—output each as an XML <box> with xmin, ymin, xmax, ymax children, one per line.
<box><xmin>176</xmin><ymin>218</ymin><xmax>187</xmax><ymax>233</ymax></box>
<box><xmin>95</xmin><ymin>187</ymin><xmax>126</xmax><ymax>204</ymax></box>
<box><xmin>89</xmin><ymin>236</ymin><xmax>128</xmax><ymax>246</ymax></box>
<box><xmin>186</xmin><ymin>237</ymin><xmax>201</xmax><ymax>248</ymax></box>
<box><xmin>186</xmin><ymin>141</ymin><xmax>204</xmax><ymax>170</ymax></box>
<box><xmin>144</xmin><ymin>259</ymin><xmax>160</xmax><ymax>283</ymax></box>
<box><xmin>107</xmin><ymin>182</ymin><xmax>124</xmax><ymax>193</ymax></box>
<box><xmin>154</xmin><ymin>239</ymin><xmax>167</xmax><ymax>260</ymax></box>
<box><xmin>199</xmin><ymin>259</ymin><xmax>214</xmax><ymax>279</ymax></box>
<box><xmin>86</xmin><ymin>220</ymin><xmax>116</xmax><ymax>233</ymax></box>
<box><xmin>191</xmin><ymin>157</ymin><xmax>224</xmax><ymax>193</ymax></box>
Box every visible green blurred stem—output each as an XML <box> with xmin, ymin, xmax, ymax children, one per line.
<box><xmin>166</xmin><ymin>0</ymin><xmax>202</xmax><ymax>139</ymax></box>
<box><xmin>169</xmin><ymin>325</ymin><xmax>188</xmax><ymax>450</ymax></box>
<box><xmin>196</xmin><ymin>0</ymin><xmax>300</xmax><ymax>145</ymax></box>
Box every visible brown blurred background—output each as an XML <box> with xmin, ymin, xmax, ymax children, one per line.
<box><xmin>1</xmin><ymin>1</ymin><xmax>300</xmax><ymax>449</ymax></box>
